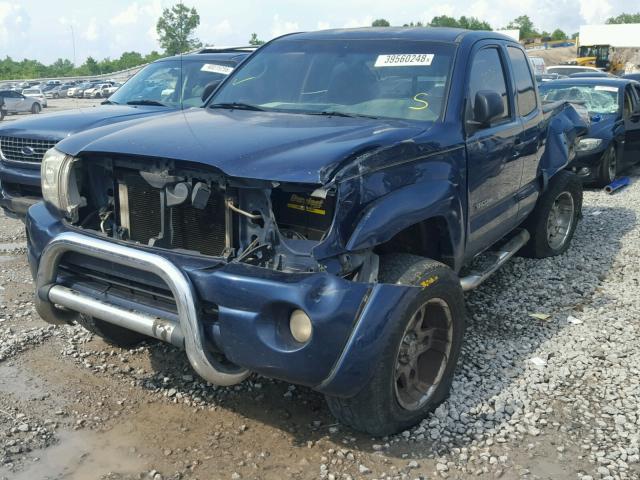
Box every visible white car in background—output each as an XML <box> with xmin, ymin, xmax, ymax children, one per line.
<box><xmin>102</xmin><ymin>82</ymin><xmax>122</xmax><ymax>97</ymax></box>
<box><xmin>83</xmin><ymin>83</ymin><xmax>113</xmax><ymax>98</ymax></box>
<box><xmin>0</xmin><ymin>90</ymin><xmax>44</xmax><ymax>114</ymax></box>
<box><xmin>546</xmin><ymin>65</ymin><xmax>603</xmax><ymax>76</ymax></box>
<box><xmin>21</xmin><ymin>88</ymin><xmax>48</xmax><ymax>108</ymax></box>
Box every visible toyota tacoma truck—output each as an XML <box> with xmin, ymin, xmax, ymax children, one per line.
<box><xmin>0</xmin><ymin>47</ymin><xmax>254</xmax><ymax>218</ymax></box>
<box><xmin>25</xmin><ymin>28</ymin><xmax>587</xmax><ymax>435</ymax></box>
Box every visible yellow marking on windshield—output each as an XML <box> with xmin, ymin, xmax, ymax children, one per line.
<box><xmin>409</xmin><ymin>93</ymin><xmax>429</xmax><ymax>110</ymax></box>
<box><xmin>232</xmin><ymin>76</ymin><xmax>257</xmax><ymax>86</ymax></box>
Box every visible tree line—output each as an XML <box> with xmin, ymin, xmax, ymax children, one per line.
<box><xmin>2</xmin><ymin>3</ymin><xmax>640</xmax><ymax>81</ymax></box>
<box><xmin>374</xmin><ymin>11</ymin><xmax>640</xmax><ymax>41</ymax></box>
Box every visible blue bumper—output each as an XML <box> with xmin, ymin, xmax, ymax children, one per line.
<box><xmin>26</xmin><ymin>203</ymin><xmax>420</xmax><ymax>397</ymax></box>
<box><xmin>0</xmin><ymin>161</ymin><xmax>41</xmax><ymax>217</ymax></box>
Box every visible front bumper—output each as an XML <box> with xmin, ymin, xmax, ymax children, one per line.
<box><xmin>571</xmin><ymin>147</ymin><xmax>608</xmax><ymax>182</ymax></box>
<box><xmin>26</xmin><ymin>203</ymin><xmax>420</xmax><ymax>397</ymax></box>
<box><xmin>0</xmin><ymin>161</ymin><xmax>42</xmax><ymax>217</ymax></box>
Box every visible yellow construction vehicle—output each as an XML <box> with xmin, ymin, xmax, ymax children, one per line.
<box><xmin>575</xmin><ymin>44</ymin><xmax>624</xmax><ymax>72</ymax></box>
<box><xmin>573</xmin><ymin>24</ymin><xmax>640</xmax><ymax>74</ymax></box>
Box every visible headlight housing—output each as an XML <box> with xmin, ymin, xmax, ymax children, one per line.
<box><xmin>41</xmin><ymin>148</ymin><xmax>85</xmax><ymax>221</ymax></box>
<box><xmin>576</xmin><ymin>138</ymin><xmax>603</xmax><ymax>152</ymax></box>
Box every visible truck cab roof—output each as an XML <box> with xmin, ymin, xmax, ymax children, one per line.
<box><xmin>283</xmin><ymin>27</ymin><xmax>517</xmax><ymax>44</ymax></box>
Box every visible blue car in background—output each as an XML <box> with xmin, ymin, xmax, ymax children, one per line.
<box><xmin>0</xmin><ymin>47</ymin><xmax>254</xmax><ymax>218</ymax></box>
<box><xmin>539</xmin><ymin>78</ymin><xmax>640</xmax><ymax>186</ymax></box>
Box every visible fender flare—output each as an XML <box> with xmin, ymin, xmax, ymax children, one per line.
<box><xmin>345</xmin><ymin>180</ymin><xmax>464</xmax><ymax>267</ymax></box>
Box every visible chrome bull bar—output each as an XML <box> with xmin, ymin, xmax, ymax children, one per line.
<box><xmin>34</xmin><ymin>231</ymin><xmax>249</xmax><ymax>386</ymax></box>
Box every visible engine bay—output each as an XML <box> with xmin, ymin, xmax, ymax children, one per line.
<box><xmin>71</xmin><ymin>155</ymin><xmax>338</xmax><ymax>273</ymax></box>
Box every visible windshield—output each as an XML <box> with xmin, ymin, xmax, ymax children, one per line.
<box><xmin>23</xmin><ymin>89</ymin><xmax>40</xmax><ymax>95</ymax></box>
<box><xmin>210</xmin><ymin>39</ymin><xmax>455</xmax><ymax>122</ymax></box>
<box><xmin>109</xmin><ymin>59</ymin><xmax>236</xmax><ymax>108</ymax></box>
<box><xmin>539</xmin><ymin>84</ymin><xmax>620</xmax><ymax>115</ymax></box>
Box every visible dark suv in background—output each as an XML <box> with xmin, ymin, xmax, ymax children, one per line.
<box><xmin>0</xmin><ymin>47</ymin><xmax>255</xmax><ymax>218</ymax></box>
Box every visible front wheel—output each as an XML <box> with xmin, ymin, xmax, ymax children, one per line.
<box><xmin>325</xmin><ymin>254</ymin><xmax>465</xmax><ymax>436</ymax></box>
<box><xmin>595</xmin><ymin>145</ymin><xmax>617</xmax><ymax>188</ymax></box>
<box><xmin>521</xmin><ymin>170</ymin><xmax>582</xmax><ymax>258</ymax></box>
<box><xmin>31</xmin><ymin>103</ymin><xmax>41</xmax><ymax>114</ymax></box>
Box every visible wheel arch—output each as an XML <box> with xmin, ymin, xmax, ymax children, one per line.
<box><xmin>344</xmin><ymin>180</ymin><xmax>465</xmax><ymax>271</ymax></box>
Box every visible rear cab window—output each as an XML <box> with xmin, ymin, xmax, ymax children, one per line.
<box><xmin>507</xmin><ymin>46</ymin><xmax>538</xmax><ymax>117</ymax></box>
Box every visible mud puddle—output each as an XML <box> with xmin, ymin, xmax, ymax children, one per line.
<box><xmin>0</xmin><ymin>428</ymin><xmax>148</xmax><ymax>480</ymax></box>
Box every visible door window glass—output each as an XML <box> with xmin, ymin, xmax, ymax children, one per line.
<box><xmin>468</xmin><ymin>48</ymin><xmax>510</xmax><ymax>123</ymax></box>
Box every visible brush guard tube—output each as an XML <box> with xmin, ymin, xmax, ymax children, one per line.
<box><xmin>34</xmin><ymin>231</ymin><xmax>249</xmax><ymax>386</ymax></box>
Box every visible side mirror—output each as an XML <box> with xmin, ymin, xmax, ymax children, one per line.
<box><xmin>472</xmin><ymin>90</ymin><xmax>505</xmax><ymax>126</ymax></box>
<box><xmin>201</xmin><ymin>80</ymin><xmax>222</xmax><ymax>103</ymax></box>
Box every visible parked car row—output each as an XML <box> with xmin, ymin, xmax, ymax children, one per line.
<box><xmin>0</xmin><ymin>31</ymin><xmax>619</xmax><ymax>436</ymax></box>
<box><xmin>0</xmin><ymin>78</ymin><xmax>123</xmax><ymax>101</ymax></box>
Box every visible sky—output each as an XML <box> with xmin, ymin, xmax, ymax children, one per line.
<box><xmin>0</xmin><ymin>0</ymin><xmax>636</xmax><ymax>65</ymax></box>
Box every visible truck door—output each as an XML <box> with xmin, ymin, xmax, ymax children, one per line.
<box><xmin>465</xmin><ymin>44</ymin><xmax>524</xmax><ymax>255</ymax></box>
<box><xmin>623</xmin><ymin>83</ymin><xmax>640</xmax><ymax>161</ymax></box>
<box><xmin>507</xmin><ymin>45</ymin><xmax>544</xmax><ymax>221</ymax></box>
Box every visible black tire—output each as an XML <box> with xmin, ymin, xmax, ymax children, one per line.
<box><xmin>76</xmin><ymin>314</ymin><xmax>149</xmax><ymax>348</ymax></box>
<box><xmin>31</xmin><ymin>103</ymin><xmax>41</xmax><ymax>114</ymax></box>
<box><xmin>325</xmin><ymin>254</ymin><xmax>465</xmax><ymax>436</ymax></box>
<box><xmin>595</xmin><ymin>145</ymin><xmax>617</xmax><ymax>188</ymax></box>
<box><xmin>521</xmin><ymin>170</ymin><xmax>582</xmax><ymax>258</ymax></box>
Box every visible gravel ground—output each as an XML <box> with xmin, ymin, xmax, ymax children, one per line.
<box><xmin>1</xmin><ymin>166</ymin><xmax>640</xmax><ymax>479</ymax></box>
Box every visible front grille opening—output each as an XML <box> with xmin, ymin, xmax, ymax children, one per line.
<box><xmin>0</xmin><ymin>137</ymin><xmax>57</xmax><ymax>163</ymax></box>
<box><xmin>118</xmin><ymin>171</ymin><xmax>228</xmax><ymax>257</ymax></box>
<box><xmin>59</xmin><ymin>254</ymin><xmax>177</xmax><ymax>314</ymax></box>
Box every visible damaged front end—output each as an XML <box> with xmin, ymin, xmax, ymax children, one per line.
<box><xmin>67</xmin><ymin>153</ymin><xmax>374</xmax><ymax>278</ymax></box>
<box><xmin>28</xmin><ymin>150</ymin><xmax>409</xmax><ymax>396</ymax></box>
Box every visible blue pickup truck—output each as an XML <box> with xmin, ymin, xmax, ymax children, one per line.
<box><xmin>26</xmin><ymin>28</ymin><xmax>586</xmax><ymax>435</ymax></box>
<box><xmin>0</xmin><ymin>47</ymin><xmax>253</xmax><ymax>218</ymax></box>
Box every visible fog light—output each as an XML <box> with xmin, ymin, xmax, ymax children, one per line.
<box><xmin>289</xmin><ymin>310</ymin><xmax>312</xmax><ymax>343</ymax></box>
<box><xmin>578</xmin><ymin>167</ymin><xmax>591</xmax><ymax>177</ymax></box>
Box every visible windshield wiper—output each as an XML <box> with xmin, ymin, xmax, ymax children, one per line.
<box><xmin>209</xmin><ymin>102</ymin><xmax>264</xmax><ymax>111</ymax></box>
<box><xmin>101</xmin><ymin>99</ymin><xmax>119</xmax><ymax>105</ymax></box>
<box><xmin>311</xmin><ymin>111</ymin><xmax>381</xmax><ymax>120</ymax></box>
<box><xmin>126</xmin><ymin>100</ymin><xmax>167</xmax><ymax>107</ymax></box>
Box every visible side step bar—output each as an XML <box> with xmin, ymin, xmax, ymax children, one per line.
<box><xmin>459</xmin><ymin>229</ymin><xmax>530</xmax><ymax>291</ymax></box>
<box><xmin>34</xmin><ymin>231</ymin><xmax>249</xmax><ymax>387</ymax></box>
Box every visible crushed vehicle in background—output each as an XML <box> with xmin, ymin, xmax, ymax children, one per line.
<box><xmin>27</xmin><ymin>28</ymin><xmax>587</xmax><ymax>435</ymax></box>
<box><xmin>0</xmin><ymin>47</ymin><xmax>255</xmax><ymax>218</ymax></box>
<box><xmin>539</xmin><ymin>78</ymin><xmax>640</xmax><ymax>186</ymax></box>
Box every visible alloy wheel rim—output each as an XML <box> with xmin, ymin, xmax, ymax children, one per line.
<box><xmin>546</xmin><ymin>191</ymin><xmax>575</xmax><ymax>250</ymax></box>
<box><xmin>394</xmin><ymin>298</ymin><xmax>453</xmax><ymax>411</ymax></box>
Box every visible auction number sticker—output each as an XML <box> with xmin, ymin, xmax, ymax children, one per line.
<box><xmin>374</xmin><ymin>54</ymin><xmax>434</xmax><ymax>67</ymax></box>
<box><xmin>594</xmin><ymin>85</ymin><xmax>618</xmax><ymax>93</ymax></box>
<box><xmin>201</xmin><ymin>64</ymin><xmax>234</xmax><ymax>75</ymax></box>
